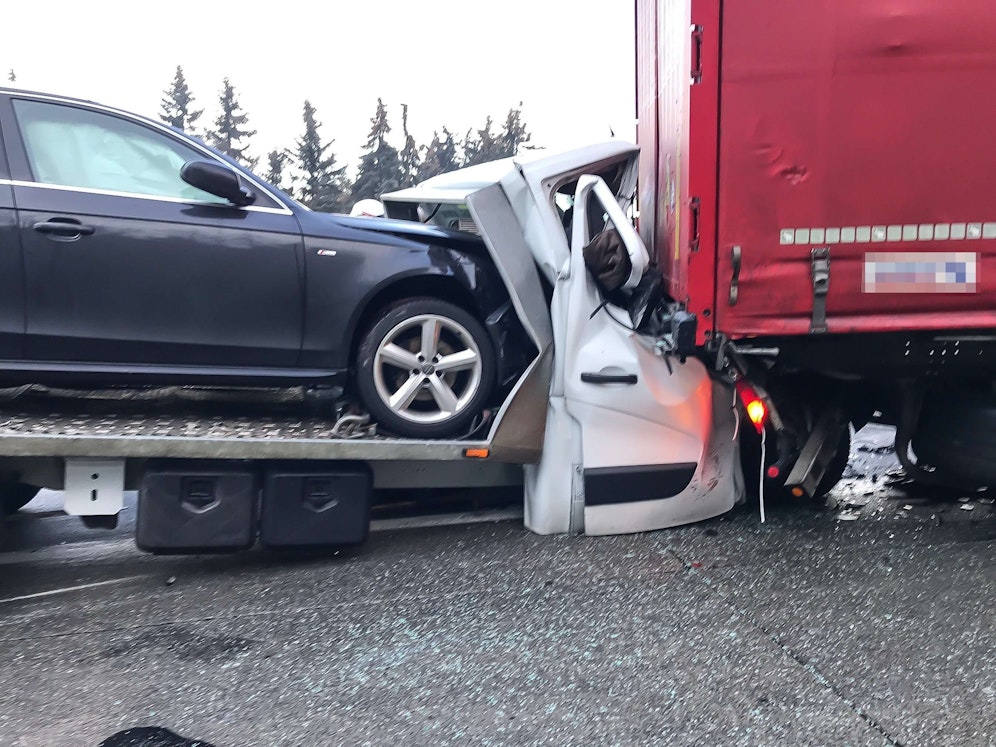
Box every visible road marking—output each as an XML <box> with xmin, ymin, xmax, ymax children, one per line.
<box><xmin>371</xmin><ymin>507</ymin><xmax>523</xmax><ymax>532</ymax></box>
<box><xmin>0</xmin><ymin>509</ymin><xmax>522</xmax><ymax>568</ymax></box>
<box><xmin>0</xmin><ymin>575</ymin><xmax>146</xmax><ymax>604</ymax></box>
<box><xmin>0</xmin><ymin>537</ymin><xmax>137</xmax><ymax>565</ymax></box>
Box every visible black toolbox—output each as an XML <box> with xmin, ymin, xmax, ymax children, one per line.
<box><xmin>137</xmin><ymin>461</ymin><xmax>258</xmax><ymax>553</ymax></box>
<box><xmin>260</xmin><ymin>461</ymin><xmax>371</xmax><ymax>549</ymax></box>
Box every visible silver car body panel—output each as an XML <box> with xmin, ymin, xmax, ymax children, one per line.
<box><xmin>384</xmin><ymin>143</ymin><xmax>741</xmax><ymax>535</ymax></box>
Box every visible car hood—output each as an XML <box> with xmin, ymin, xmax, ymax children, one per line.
<box><xmin>298</xmin><ymin>210</ymin><xmax>487</xmax><ymax>252</ymax></box>
<box><xmin>382</xmin><ymin>141</ymin><xmax>641</xmax><ymax>285</ymax></box>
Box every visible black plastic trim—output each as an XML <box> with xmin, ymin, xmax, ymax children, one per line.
<box><xmin>0</xmin><ymin>359</ymin><xmax>345</xmax><ymax>386</ymax></box>
<box><xmin>584</xmin><ymin>462</ymin><xmax>697</xmax><ymax>506</ymax></box>
<box><xmin>580</xmin><ymin>372</ymin><xmax>638</xmax><ymax>385</ymax></box>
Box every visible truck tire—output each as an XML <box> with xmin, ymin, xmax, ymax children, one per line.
<box><xmin>913</xmin><ymin>394</ymin><xmax>996</xmax><ymax>486</ymax></box>
<box><xmin>355</xmin><ymin>298</ymin><xmax>496</xmax><ymax>439</ymax></box>
<box><xmin>1</xmin><ymin>483</ymin><xmax>40</xmax><ymax>514</ymax></box>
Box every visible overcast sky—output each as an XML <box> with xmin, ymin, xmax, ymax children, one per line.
<box><xmin>2</xmin><ymin>0</ymin><xmax>636</xmax><ymax>174</ymax></box>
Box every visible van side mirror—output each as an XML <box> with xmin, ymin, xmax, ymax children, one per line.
<box><xmin>180</xmin><ymin>160</ymin><xmax>256</xmax><ymax>207</ymax></box>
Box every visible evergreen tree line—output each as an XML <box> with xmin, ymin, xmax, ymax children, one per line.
<box><xmin>160</xmin><ymin>65</ymin><xmax>533</xmax><ymax>213</ymax></box>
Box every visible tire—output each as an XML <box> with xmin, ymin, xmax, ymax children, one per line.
<box><xmin>913</xmin><ymin>393</ymin><xmax>996</xmax><ymax>486</ymax></box>
<box><xmin>1</xmin><ymin>483</ymin><xmax>40</xmax><ymax>514</ymax></box>
<box><xmin>355</xmin><ymin>298</ymin><xmax>496</xmax><ymax>439</ymax></box>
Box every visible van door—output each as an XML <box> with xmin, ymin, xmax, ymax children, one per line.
<box><xmin>553</xmin><ymin>175</ymin><xmax>739</xmax><ymax>535</ymax></box>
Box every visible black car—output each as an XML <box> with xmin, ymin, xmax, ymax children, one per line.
<box><xmin>0</xmin><ymin>89</ymin><xmax>532</xmax><ymax>438</ymax></box>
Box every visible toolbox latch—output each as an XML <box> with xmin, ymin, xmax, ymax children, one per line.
<box><xmin>810</xmin><ymin>247</ymin><xmax>830</xmax><ymax>333</ymax></box>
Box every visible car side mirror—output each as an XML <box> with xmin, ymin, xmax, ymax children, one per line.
<box><xmin>180</xmin><ymin>160</ymin><xmax>256</xmax><ymax>207</ymax></box>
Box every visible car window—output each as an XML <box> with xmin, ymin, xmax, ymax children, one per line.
<box><xmin>12</xmin><ymin>99</ymin><xmax>228</xmax><ymax>204</ymax></box>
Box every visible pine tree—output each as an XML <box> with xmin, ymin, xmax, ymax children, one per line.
<box><xmin>418</xmin><ymin>128</ymin><xmax>459</xmax><ymax>181</ymax></box>
<box><xmin>496</xmin><ymin>102</ymin><xmax>532</xmax><ymax>158</ymax></box>
<box><xmin>462</xmin><ymin>116</ymin><xmax>503</xmax><ymax>167</ymax></box>
<box><xmin>207</xmin><ymin>78</ymin><xmax>257</xmax><ymax>169</ymax></box>
<box><xmin>159</xmin><ymin>65</ymin><xmax>203</xmax><ymax>133</ymax></box>
<box><xmin>295</xmin><ymin>100</ymin><xmax>348</xmax><ymax>213</ymax></box>
<box><xmin>7</xmin><ymin>70</ymin><xmax>15</xmax><ymax>83</ymax></box>
<box><xmin>264</xmin><ymin>149</ymin><xmax>293</xmax><ymax>195</ymax></box>
<box><xmin>398</xmin><ymin>104</ymin><xmax>421</xmax><ymax>187</ymax></box>
<box><xmin>460</xmin><ymin>106</ymin><xmax>533</xmax><ymax>167</ymax></box>
<box><xmin>351</xmin><ymin>98</ymin><xmax>404</xmax><ymax>201</ymax></box>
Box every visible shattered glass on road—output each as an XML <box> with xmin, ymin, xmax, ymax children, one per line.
<box><xmin>1</xmin><ymin>425</ymin><xmax>994</xmax><ymax>746</ymax></box>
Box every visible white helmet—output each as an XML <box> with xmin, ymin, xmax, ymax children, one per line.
<box><xmin>350</xmin><ymin>199</ymin><xmax>385</xmax><ymax>218</ymax></box>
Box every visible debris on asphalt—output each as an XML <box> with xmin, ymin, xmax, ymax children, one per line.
<box><xmin>857</xmin><ymin>443</ymin><xmax>895</xmax><ymax>454</ymax></box>
<box><xmin>979</xmin><ymin>498</ymin><xmax>995</xmax><ymax>505</ymax></box>
<box><xmin>902</xmin><ymin>505</ymin><xmax>913</xmax><ymax>511</ymax></box>
<box><xmin>960</xmin><ymin>504</ymin><xmax>975</xmax><ymax>512</ymax></box>
<box><xmin>959</xmin><ymin>497</ymin><xmax>971</xmax><ymax>503</ymax></box>
<box><xmin>165</xmin><ymin>576</ymin><xmax>176</xmax><ymax>586</ymax></box>
<box><xmin>835</xmin><ymin>510</ymin><xmax>861</xmax><ymax>521</ymax></box>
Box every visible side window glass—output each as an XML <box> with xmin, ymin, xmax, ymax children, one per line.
<box><xmin>12</xmin><ymin>99</ymin><xmax>228</xmax><ymax>203</ymax></box>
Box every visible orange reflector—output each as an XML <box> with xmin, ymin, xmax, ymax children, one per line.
<box><xmin>463</xmin><ymin>448</ymin><xmax>490</xmax><ymax>459</ymax></box>
<box><xmin>791</xmin><ymin>486</ymin><xmax>805</xmax><ymax>498</ymax></box>
<box><xmin>766</xmin><ymin>465</ymin><xmax>780</xmax><ymax>479</ymax></box>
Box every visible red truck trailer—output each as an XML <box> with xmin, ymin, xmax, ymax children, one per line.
<box><xmin>637</xmin><ymin>0</ymin><xmax>996</xmax><ymax>496</ymax></box>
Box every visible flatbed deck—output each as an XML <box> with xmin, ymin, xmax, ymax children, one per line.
<box><xmin>0</xmin><ymin>387</ymin><xmax>490</xmax><ymax>461</ymax></box>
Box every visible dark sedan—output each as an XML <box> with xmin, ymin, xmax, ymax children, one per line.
<box><xmin>0</xmin><ymin>89</ymin><xmax>532</xmax><ymax>439</ymax></box>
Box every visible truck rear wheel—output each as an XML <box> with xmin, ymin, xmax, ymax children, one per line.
<box><xmin>912</xmin><ymin>393</ymin><xmax>996</xmax><ymax>486</ymax></box>
<box><xmin>1</xmin><ymin>483</ymin><xmax>40</xmax><ymax>514</ymax></box>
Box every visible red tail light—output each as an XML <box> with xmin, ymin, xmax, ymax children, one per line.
<box><xmin>735</xmin><ymin>380</ymin><xmax>768</xmax><ymax>434</ymax></box>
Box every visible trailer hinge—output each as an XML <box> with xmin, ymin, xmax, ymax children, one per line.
<box><xmin>690</xmin><ymin>25</ymin><xmax>704</xmax><ymax>85</ymax></box>
<box><xmin>689</xmin><ymin>197</ymin><xmax>701</xmax><ymax>252</ymax></box>
<box><xmin>810</xmin><ymin>247</ymin><xmax>830</xmax><ymax>333</ymax></box>
<box><xmin>729</xmin><ymin>245</ymin><xmax>742</xmax><ymax>305</ymax></box>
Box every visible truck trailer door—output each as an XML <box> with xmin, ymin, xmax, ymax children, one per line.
<box><xmin>544</xmin><ymin>175</ymin><xmax>739</xmax><ymax>536</ymax></box>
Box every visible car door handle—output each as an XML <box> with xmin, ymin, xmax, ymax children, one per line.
<box><xmin>580</xmin><ymin>372</ymin><xmax>638</xmax><ymax>385</ymax></box>
<box><xmin>33</xmin><ymin>220</ymin><xmax>95</xmax><ymax>238</ymax></box>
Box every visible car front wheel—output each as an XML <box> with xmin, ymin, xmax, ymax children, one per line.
<box><xmin>355</xmin><ymin>298</ymin><xmax>496</xmax><ymax>439</ymax></box>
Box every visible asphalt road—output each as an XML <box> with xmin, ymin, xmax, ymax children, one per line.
<box><xmin>1</xmin><ymin>425</ymin><xmax>995</xmax><ymax>746</ymax></box>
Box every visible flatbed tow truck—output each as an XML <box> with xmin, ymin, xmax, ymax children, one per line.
<box><xmin>0</xmin><ymin>142</ymin><xmax>741</xmax><ymax>552</ymax></box>
<box><xmin>0</xmin><ymin>381</ymin><xmax>534</xmax><ymax>550</ymax></box>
